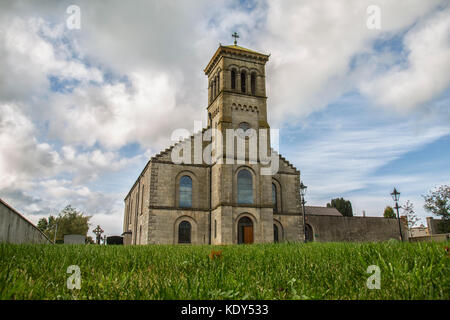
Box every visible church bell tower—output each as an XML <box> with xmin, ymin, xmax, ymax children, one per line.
<box><xmin>204</xmin><ymin>38</ymin><xmax>270</xmax><ymax>146</ymax></box>
<box><xmin>204</xmin><ymin>36</ymin><xmax>275</xmax><ymax>245</ymax></box>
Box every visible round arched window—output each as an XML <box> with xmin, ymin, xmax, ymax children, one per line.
<box><xmin>178</xmin><ymin>221</ymin><xmax>191</xmax><ymax>244</ymax></box>
<box><xmin>237</xmin><ymin>169</ymin><xmax>253</xmax><ymax>204</ymax></box>
<box><xmin>179</xmin><ymin>176</ymin><xmax>192</xmax><ymax>208</ymax></box>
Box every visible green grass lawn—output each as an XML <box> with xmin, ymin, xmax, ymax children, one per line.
<box><xmin>0</xmin><ymin>241</ymin><xmax>448</xmax><ymax>300</ymax></box>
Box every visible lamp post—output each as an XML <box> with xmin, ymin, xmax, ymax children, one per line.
<box><xmin>300</xmin><ymin>182</ymin><xmax>307</xmax><ymax>243</ymax></box>
<box><xmin>390</xmin><ymin>187</ymin><xmax>403</xmax><ymax>242</ymax></box>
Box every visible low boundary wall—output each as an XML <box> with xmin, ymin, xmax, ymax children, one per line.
<box><xmin>0</xmin><ymin>198</ymin><xmax>51</xmax><ymax>244</ymax></box>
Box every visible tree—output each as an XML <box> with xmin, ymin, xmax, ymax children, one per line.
<box><xmin>423</xmin><ymin>185</ymin><xmax>449</xmax><ymax>233</ymax></box>
<box><xmin>327</xmin><ymin>198</ymin><xmax>353</xmax><ymax>217</ymax></box>
<box><xmin>37</xmin><ymin>215</ymin><xmax>58</xmax><ymax>240</ymax></box>
<box><xmin>402</xmin><ymin>200</ymin><xmax>419</xmax><ymax>236</ymax></box>
<box><xmin>383</xmin><ymin>206</ymin><xmax>396</xmax><ymax>218</ymax></box>
<box><xmin>37</xmin><ymin>205</ymin><xmax>91</xmax><ymax>242</ymax></box>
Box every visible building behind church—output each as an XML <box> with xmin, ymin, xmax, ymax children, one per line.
<box><xmin>122</xmin><ymin>42</ymin><xmax>409</xmax><ymax>245</ymax></box>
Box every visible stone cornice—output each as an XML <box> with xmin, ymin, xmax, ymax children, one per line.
<box><xmin>204</xmin><ymin>45</ymin><xmax>269</xmax><ymax>75</ymax></box>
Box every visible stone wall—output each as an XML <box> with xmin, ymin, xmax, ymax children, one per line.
<box><xmin>0</xmin><ymin>198</ymin><xmax>51</xmax><ymax>244</ymax></box>
<box><xmin>273</xmin><ymin>214</ymin><xmax>303</xmax><ymax>242</ymax></box>
<box><xmin>426</xmin><ymin>217</ymin><xmax>449</xmax><ymax>235</ymax></box>
<box><xmin>305</xmin><ymin>215</ymin><xmax>409</xmax><ymax>242</ymax></box>
<box><xmin>409</xmin><ymin>233</ymin><xmax>449</xmax><ymax>242</ymax></box>
<box><xmin>148</xmin><ymin>208</ymin><xmax>210</xmax><ymax>245</ymax></box>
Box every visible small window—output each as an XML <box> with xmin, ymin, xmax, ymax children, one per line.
<box><xmin>274</xmin><ymin>224</ymin><xmax>279</xmax><ymax>242</ymax></box>
<box><xmin>141</xmin><ymin>184</ymin><xmax>145</xmax><ymax>215</ymax></box>
<box><xmin>241</xmin><ymin>71</ymin><xmax>246</xmax><ymax>93</ymax></box>
<box><xmin>272</xmin><ymin>183</ymin><xmax>278</xmax><ymax>213</ymax></box>
<box><xmin>210</xmin><ymin>82</ymin><xmax>213</xmax><ymax>101</ymax></box>
<box><xmin>178</xmin><ymin>221</ymin><xmax>191</xmax><ymax>244</ymax></box>
<box><xmin>251</xmin><ymin>73</ymin><xmax>256</xmax><ymax>95</ymax></box>
<box><xmin>237</xmin><ymin>169</ymin><xmax>253</xmax><ymax>204</ymax></box>
<box><xmin>179</xmin><ymin>175</ymin><xmax>192</xmax><ymax>207</ymax></box>
<box><xmin>231</xmin><ymin>69</ymin><xmax>236</xmax><ymax>89</ymax></box>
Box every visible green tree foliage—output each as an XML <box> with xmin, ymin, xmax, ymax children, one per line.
<box><xmin>383</xmin><ymin>206</ymin><xmax>396</xmax><ymax>218</ymax></box>
<box><xmin>327</xmin><ymin>198</ymin><xmax>353</xmax><ymax>217</ymax></box>
<box><xmin>423</xmin><ymin>185</ymin><xmax>449</xmax><ymax>233</ymax></box>
<box><xmin>37</xmin><ymin>205</ymin><xmax>91</xmax><ymax>242</ymax></box>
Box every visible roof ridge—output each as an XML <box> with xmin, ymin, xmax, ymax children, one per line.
<box><xmin>151</xmin><ymin>127</ymin><xmax>209</xmax><ymax>161</ymax></box>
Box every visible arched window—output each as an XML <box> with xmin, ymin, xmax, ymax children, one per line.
<box><xmin>210</xmin><ymin>81</ymin><xmax>213</xmax><ymax>101</ymax></box>
<box><xmin>141</xmin><ymin>184</ymin><xmax>145</xmax><ymax>215</ymax></box>
<box><xmin>241</xmin><ymin>71</ymin><xmax>246</xmax><ymax>93</ymax></box>
<box><xmin>178</xmin><ymin>221</ymin><xmax>191</xmax><ymax>244</ymax></box>
<box><xmin>231</xmin><ymin>69</ymin><xmax>236</xmax><ymax>89</ymax></box>
<box><xmin>237</xmin><ymin>169</ymin><xmax>253</xmax><ymax>204</ymax></box>
<box><xmin>179</xmin><ymin>175</ymin><xmax>192</xmax><ymax>208</ymax></box>
<box><xmin>251</xmin><ymin>73</ymin><xmax>256</xmax><ymax>95</ymax></box>
<box><xmin>217</xmin><ymin>73</ymin><xmax>220</xmax><ymax>94</ymax></box>
<box><xmin>272</xmin><ymin>183</ymin><xmax>278</xmax><ymax>213</ymax></box>
<box><xmin>213</xmin><ymin>79</ymin><xmax>216</xmax><ymax>98</ymax></box>
<box><xmin>273</xmin><ymin>224</ymin><xmax>279</xmax><ymax>242</ymax></box>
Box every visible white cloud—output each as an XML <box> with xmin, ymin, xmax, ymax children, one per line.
<box><xmin>0</xmin><ymin>103</ymin><xmax>62</xmax><ymax>190</ymax></box>
<box><xmin>359</xmin><ymin>6</ymin><xmax>450</xmax><ymax>112</ymax></box>
<box><xmin>259</xmin><ymin>0</ymin><xmax>446</xmax><ymax>124</ymax></box>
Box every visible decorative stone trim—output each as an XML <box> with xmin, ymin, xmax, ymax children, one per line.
<box><xmin>232</xmin><ymin>103</ymin><xmax>258</xmax><ymax>113</ymax></box>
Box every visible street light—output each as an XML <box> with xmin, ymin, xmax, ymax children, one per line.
<box><xmin>390</xmin><ymin>187</ymin><xmax>403</xmax><ymax>241</ymax></box>
<box><xmin>300</xmin><ymin>181</ymin><xmax>307</xmax><ymax>243</ymax></box>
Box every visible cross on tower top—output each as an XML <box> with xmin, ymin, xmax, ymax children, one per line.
<box><xmin>232</xmin><ymin>32</ymin><xmax>239</xmax><ymax>45</ymax></box>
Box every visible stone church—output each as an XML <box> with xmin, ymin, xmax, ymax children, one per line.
<box><xmin>122</xmin><ymin>41</ymin><xmax>409</xmax><ymax>245</ymax></box>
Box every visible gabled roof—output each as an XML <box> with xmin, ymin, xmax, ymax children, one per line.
<box><xmin>305</xmin><ymin>206</ymin><xmax>343</xmax><ymax>216</ymax></box>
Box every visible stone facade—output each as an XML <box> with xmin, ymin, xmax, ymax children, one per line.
<box><xmin>122</xmin><ymin>43</ymin><xmax>410</xmax><ymax>245</ymax></box>
<box><xmin>123</xmin><ymin>44</ymin><xmax>303</xmax><ymax>245</ymax></box>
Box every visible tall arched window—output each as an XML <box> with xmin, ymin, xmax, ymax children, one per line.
<box><xmin>241</xmin><ymin>71</ymin><xmax>246</xmax><ymax>93</ymax></box>
<box><xmin>217</xmin><ymin>73</ymin><xmax>220</xmax><ymax>94</ymax></box>
<box><xmin>273</xmin><ymin>224</ymin><xmax>279</xmax><ymax>242</ymax></box>
<box><xmin>210</xmin><ymin>81</ymin><xmax>213</xmax><ymax>101</ymax></box>
<box><xmin>272</xmin><ymin>183</ymin><xmax>278</xmax><ymax>213</ymax></box>
<box><xmin>237</xmin><ymin>169</ymin><xmax>253</xmax><ymax>204</ymax></box>
<box><xmin>251</xmin><ymin>73</ymin><xmax>256</xmax><ymax>95</ymax></box>
<box><xmin>231</xmin><ymin>69</ymin><xmax>236</xmax><ymax>89</ymax></box>
<box><xmin>179</xmin><ymin>175</ymin><xmax>192</xmax><ymax>207</ymax></box>
<box><xmin>178</xmin><ymin>221</ymin><xmax>191</xmax><ymax>244</ymax></box>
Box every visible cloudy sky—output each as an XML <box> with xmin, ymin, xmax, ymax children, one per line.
<box><xmin>0</xmin><ymin>0</ymin><xmax>449</xmax><ymax>238</ymax></box>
